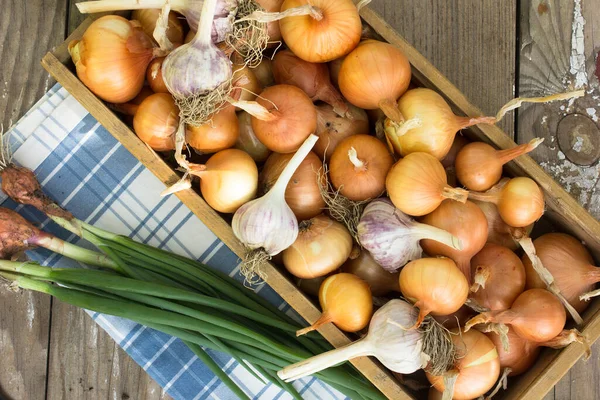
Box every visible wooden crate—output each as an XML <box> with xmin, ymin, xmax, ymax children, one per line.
<box><xmin>41</xmin><ymin>8</ymin><xmax>600</xmax><ymax>400</ymax></box>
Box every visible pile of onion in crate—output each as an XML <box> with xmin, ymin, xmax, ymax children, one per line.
<box><xmin>68</xmin><ymin>0</ymin><xmax>596</xmax><ymax>398</ymax></box>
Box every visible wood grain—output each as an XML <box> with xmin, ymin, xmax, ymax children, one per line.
<box><xmin>368</xmin><ymin>0</ymin><xmax>517</xmax><ymax>136</ymax></box>
<box><xmin>0</xmin><ymin>1</ymin><xmax>67</xmax><ymax>399</ymax></box>
<box><xmin>46</xmin><ymin>299</ymin><xmax>169</xmax><ymax>400</ymax></box>
<box><xmin>516</xmin><ymin>1</ymin><xmax>600</xmax><ymax>399</ymax></box>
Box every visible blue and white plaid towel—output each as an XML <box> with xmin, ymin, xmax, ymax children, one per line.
<box><xmin>3</xmin><ymin>84</ymin><xmax>347</xmax><ymax>400</ymax></box>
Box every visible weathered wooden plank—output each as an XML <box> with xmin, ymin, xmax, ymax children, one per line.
<box><xmin>516</xmin><ymin>0</ymin><xmax>600</xmax><ymax>399</ymax></box>
<box><xmin>0</xmin><ymin>288</ymin><xmax>50</xmax><ymax>400</ymax></box>
<box><xmin>369</xmin><ymin>0</ymin><xmax>517</xmax><ymax>137</ymax></box>
<box><xmin>68</xmin><ymin>0</ymin><xmax>89</xmax><ymax>36</ymax></box>
<box><xmin>46</xmin><ymin>300</ymin><xmax>170</xmax><ymax>400</ymax></box>
<box><xmin>0</xmin><ymin>1</ymin><xmax>67</xmax><ymax>399</ymax></box>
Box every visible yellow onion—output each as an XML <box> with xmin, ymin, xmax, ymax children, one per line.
<box><xmin>385</xmin><ymin>88</ymin><xmax>496</xmax><ymax>159</ymax></box>
<box><xmin>343</xmin><ymin>250</ymin><xmax>400</xmax><ymax>296</ymax></box>
<box><xmin>339</xmin><ymin>40</ymin><xmax>411</xmax><ymax>122</ymax></box>
<box><xmin>68</xmin><ymin>15</ymin><xmax>158</xmax><ymax>103</ymax></box>
<box><xmin>296</xmin><ymin>273</ymin><xmax>372</xmax><ymax>335</ymax></box>
<box><xmin>260</xmin><ymin>151</ymin><xmax>325</xmax><ymax>221</ymax></box>
<box><xmin>146</xmin><ymin>57</ymin><xmax>169</xmax><ymax>93</ymax></box>
<box><xmin>133</xmin><ymin>93</ymin><xmax>178</xmax><ymax>151</ymax></box>
<box><xmin>426</xmin><ymin>329</ymin><xmax>500</xmax><ymax>400</ymax></box>
<box><xmin>186</xmin><ymin>105</ymin><xmax>239</xmax><ymax>153</ymax></box>
<box><xmin>283</xmin><ymin>214</ymin><xmax>352</xmax><ymax>279</ymax></box>
<box><xmin>253</xmin><ymin>57</ymin><xmax>275</xmax><ymax>87</ymax></box>
<box><xmin>233</xmin><ymin>63</ymin><xmax>263</xmax><ymax>105</ymax></box>
<box><xmin>191</xmin><ymin>149</ymin><xmax>258</xmax><ymax>213</ymax></box>
<box><xmin>399</xmin><ymin>257</ymin><xmax>469</xmax><ymax>328</ymax></box>
<box><xmin>279</xmin><ymin>0</ymin><xmax>362</xmax><ymax>63</ymax></box>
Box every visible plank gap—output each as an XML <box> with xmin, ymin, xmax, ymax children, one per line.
<box><xmin>43</xmin><ymin>297</ymin><xmax>54</xmax><ymax>400</ymax></box>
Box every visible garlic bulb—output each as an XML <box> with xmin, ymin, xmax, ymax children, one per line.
<box><xmin>278</xmin><ymin>299</ymin><xmax>428</xmax><ymax>382</ymax></box>
<box><xmin>232</xmin><ymin>134</ymin><xmax>319</xmax><ymax>282</ymax></box>
<box><xmin>357</xmin><ymin>198</ymin><xmax>463</xmax><ymax>272</ymax></box>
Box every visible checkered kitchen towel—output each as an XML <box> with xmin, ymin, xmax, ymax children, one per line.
<box><xmin>2</xmin><ymin>84</ymin><xmax>347</xmax><ymax>400</ymax></box>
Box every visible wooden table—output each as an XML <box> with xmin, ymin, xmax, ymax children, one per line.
<box><xmin>1</xmin><ymin>1</ymin><xmax>599</xmax><ymax>399</ymax></box>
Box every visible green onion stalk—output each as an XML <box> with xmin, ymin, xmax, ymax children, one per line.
<box><xmin>0</xmin><ymin>162</ymin><xmax>386</xmax><ymax>400</ymax></box>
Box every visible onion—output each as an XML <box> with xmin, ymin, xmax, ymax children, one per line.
<box><xmin>278</xmin><ymin>0</ymin><xmax>362</xmax><ymax>63</ymax></box>
<box><xmin>232</xmin><ymin>63</ymin><xmax>263</xmax><ymax>105</ymax></box>
<box><xmin>456</xmin><ymin>138</ymin><xmax>544</xmax><ymax>191</ymax></box>
<box><xmin>186</xmin><ymin>105</ymin><xmax>239</xmax><ymax>153</ymax></box>
<box><xmin>400</xmin><ymin>257</ymin><xmax>469</xmax><ymax>328</ymax></box>
<box><xmin>488</xmin><ymin>327</ymin><xmax>589</xmax><ymax>376</ymax></box>
<box><xmin>68</xmin><ymin>15</ymin><xmax>158</xmax><ymax>103</ymax></box>
<box><xmin>259</xmin><ymin>151</ymin><xmax>325</xmax><ymax>221</ymax></box>
<box><xmin>473</xmin><ymin>200</ymin><xmax>532</xmax><ymax>251</ymax></box>
<box><xmin>246</xmin><ymin>85</ymin><xmax>317</xmax><ymax>153</ymax></box>
<box><xmin>283</xmin><ymin>214</ymin><xmax>353</xmax><ymax>279</ymax></box>
<box><xmin>465</xmin><ymin>288</ymin><xmax>566</xmax><ymax>342</ymax></box>
<box><xmin>329</xmin><ymin>135</ymin><xmax>394</xmax><ymax>201</ymax></box>
<box><xmin>469</xmin><ymin>177</ymin><xmax>545</xmax><ymax>228</ymax></box>
<box><xmin>133</xmin><ymin>93</ymin><xmax>178</xmax><ymax>151</ymax></box>
<box><xmin>191</xmin><ymin>149</ymin><xmax>258</xmax><ymax>213</ymax></box>
<box><xmin>272</xmin><ymin>50</ymin><xmax>349</xmax><ymax>116</ymax></box>
<box><xmin>470</xmin><ymin>243</ymin><xmax>526</xmax><ymax>311</ymax></box>
<box><xmin>253</xmin><ymin>57</ymin><xmax>275</xmax><ymax>87</ymax></box>
<box><xmin>339</xmin><ymin>40</ymin><xmax>411</xmax><ymax>122</ymax></box>
<box><xmin>233</xmin><ymin>135</ymin><xmax>319</xmax><ymax>283</ymax></box>
<box><xmin>426</xmin><ymin>329</ymin><xmax>500</xmax><ymax>400</ymax></box>
<box><xmin>386</xmin><ymin>152</ymin><xmax>469</xmax><ymax>216</ymax></box>
<box><xmin>109</xmin><ymin>86</ymin><xmax>154</xmax><ymax>117</ymax></box>
<box><xmin>296</xmin><ymin>273</ymin><xmax>372</xmax><ymax>335</ymax></box>
<box><xmin>132</xmin><ymin>9</ymin><xmax>185</xmax><ymax>45</ymax></box>
<box><xmin>313</xmin><ymin>103</ymin><xmax>369</xmax><ymax>160</ymax></box>
<box><xmin>522</xmin><ymin>233</ymin><xmax>600</xmax><ymax>314</ymax></box>
<box><xmin>146</xmin><ymin>57</ymin><xmax>169</xmax><ymax>93</ymax></box>
<box><xmin>421</xmin><ymin>200</ymin><xmax>488</xmax><ymax>283</ymax></box>
<box><xmin>342</xmin><ymin>250</ymin><xmax>400</xmax><ymax>296</ymax></box>
<box><xmin>358</xmin><ymin>198</ymin><xmax>463</xmax><ymax>273</ymax></box>
<box><xmin>385</xmin><ymin>88</ymin><xmax>496</xmax><ymax>159</ymax></box>
<box><xmin>234</xmin><ymin>111</ymin><xmax>271</xmax><ymax>162</ymax></box>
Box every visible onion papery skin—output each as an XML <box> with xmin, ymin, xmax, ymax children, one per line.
<box><xmin>314</xmin><ymin>103</ymin><xmax>369</xmax><ymax>160</ymax></box>
<box><xmin>251</xmin><ymin>85</ymin><xmax>317</xmax><ymax>153</ymax></box>
<box><xmin>272</xmin><ymin>50</ymin><xmax>348</xmax><ymax>115</ymax></box>
<box><xmin>69</xmin><ymin>15</ymin><xmax>156</xmax><ymax>103</ymax></box>
<box><xmin>391</xmin><ymin>88</ymin><xmax>494</xmax><ymax>160</ymax></box>
<box><xmin>486</xmin><ymin>327</ymin><xmax>540</xmax><ymax>376</ymax></box>
<box><xmin>470</xmin><ymin>243</ymin><xmax>526</xmax><ymax>311</ymax></box>
<box><xmin>133</xmin><ymin>93</ymin><xmax>178</xmax><ymax>151</ymax></box>
<box><xmin>255</xmin><ymin>0</ymin><xmax>284</xmax><ymax>44</ymax></box>
<box><xmin>146</xmin><ymin>57</ymin><xmax>169</xmax><ymax>93</ymax></box>
<box><xmin>339</xmin><ymin>40</ymin><xmax>411</xmax><ymax>118</ymax></box>
<box><xmin>467</xmin><ymin>289</ymin><xmax>566</xmax><ymax>343</ymax></box>
<box><xmin>197</xmin><ymin>149</ymin><xmax>258</xmax><ymax>213</ymax></box>
<box><xmin>131</xmin><ymin>9</ymin><xmax>185</xmax><ymax>45</ymax></box>
<box><xmin>399</xmin><ymin>257</ymin><xmax>469</xmax><ymax>327</ymax></box>
<box><xmin>259</xmin><ymin>151</ymin><xmax>325</xmax><ymax>221</ymax></box>
<box><xmin>283</xmin><ymin>214</ymin><xmax>353</xmax><ymax>279</ymax></box>
<box><xmin>426</xmin><ymin>329</ymin><xmax>500</xmax><ymax>400</ymax></box>
<box><xmin>279</xmin><ymin>0</ymin><xmax>362</xmax><ymax>63</ymax></box>
<box><xmin>329</xmin><ymin>135</ymin><xmax>394</xmax><ymax>201</ymax></box>
<box><xmin>232</xmin><ymin>63</ymin><xmax>263</xmax><ymax>105</ymax></box>
<box><xmin>386</xmin><ymin>152</ymin><xmax>468</xmax><ymax>217</ymax></box>
<box><xmin>234</xmin><ymin>111</ymin><xmax>271</xmax><ymax>162</ymax></box>
<box><xmin>523</xmin><ymin>233</ymin><xmax>599</xmax><ymax>314</ymax></box>
<box><xmin>342</xmin><ymin>250</ymin><xmax>400</xmax><ymax>296</ymax></box>
<box><xmin>420</xmin><ymin>200</ymin><xmax>488</xmax><ymax>284</ymax></box>
<box><xmin>186</xmin><ymin>105</ymin><xmax>239</xmax><ymax>154</ymax></box>
<box><xmin>442</xmin><ymin>135</ymin><xmax>470</xmax><ymax>169</ymax></box>
<box><xmin>318</xmin><ymin>273</ymin><xmax>372</xmax><ymax>332</ymax></box>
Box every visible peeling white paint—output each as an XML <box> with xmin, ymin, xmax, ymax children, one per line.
<box><xmin>570</xmin><ymin>0</ymin><xmax>588</xmax><ymax>88</ymax></box>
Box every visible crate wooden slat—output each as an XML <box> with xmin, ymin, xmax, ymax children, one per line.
<box><xmin>42</xmin><ymin>7</ymin><xmax>600</xmax><ymax>400</ymax></box>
